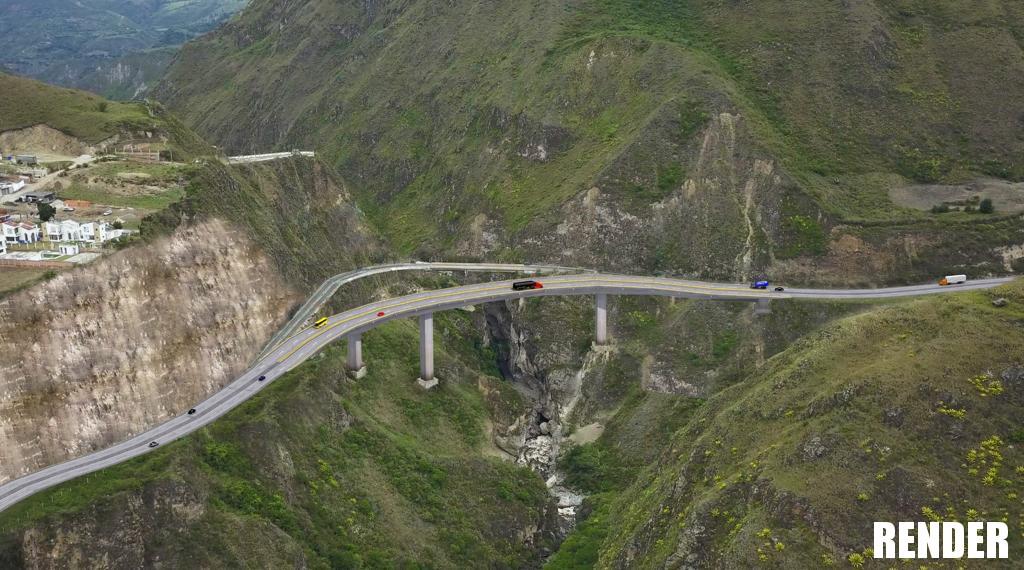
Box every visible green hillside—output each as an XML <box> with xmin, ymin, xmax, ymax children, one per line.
<box><xmin>2</xmin><ymin>274</ymin><xmax>1020</xmax><ymax>567</ymax></box>
<box><xmin>0</xmin><ymin>73</ymin><xmax>214</xmax><ymax>162</ymax></box>
<box><xmin>0</xmin><ymin>73</ymin><xmax>152</xmax><ymax>142</ymax></box>
<box><xmin>155</xmin><ymin>0</ymin><xmax>1024</xmax><ymax>282</ymax></box>
<box><xmin>550</xmin><ymin>281</ymin><xmax>1024</xmax><ymax>568</ymax></box>
<box><xmin>0</xmin><ymin>313</ymin><xmax>555</xmax><ymax>568</ymax></box>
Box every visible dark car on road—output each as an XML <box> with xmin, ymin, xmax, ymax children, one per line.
<box><xmin>512</xmin><ymin>280</ymin><xmax>543</xmax><ymax>291</ymax></box>
<box><xmin>148</xmin><ymin>441</ymin><xmax>159</xmax><ymax>448</ymax></box>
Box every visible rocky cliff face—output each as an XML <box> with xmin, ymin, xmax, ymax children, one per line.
<box><xmin>0</xmin><ymin>219</ymin><xmax>299</xmax><ymax>484</ymax></box>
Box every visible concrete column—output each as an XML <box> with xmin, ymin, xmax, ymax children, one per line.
<box><xmin>417</xmin><ymin>313</ymin><xmax>438</xmax><ymax>389</ymax></box>
<box><xmin>754</xmin><ymin>298</ymin><xmax>772</xmax><ymax>316</ymax></box>
<box><xmin>347</xmin><ymin>333</ymin><xmax>366</xmax><ymax>379</ymax></box>
<box><xmin>595</xmin><ymin>293</ymin><xmax>608</xmax><ymax>345</ymax></box>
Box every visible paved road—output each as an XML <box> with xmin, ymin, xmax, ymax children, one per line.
<box><xmin>1</xmin><ymin>154</ymin><xmax>95</xmax><ymax>204</ymax></box>
<box><xmin>259</xmin><ymin>262</ymin><xmax>593</xmax><ymax>359</ymax></box>
<box><xmin>227</xmin><ymin>151</ymin><xmax>316</xmax><ymax>164</ymax></box>
<box><xmin>0</xmin><ymin>272</ymin><xmax>1012</xmax><ymax>514</ymax></box>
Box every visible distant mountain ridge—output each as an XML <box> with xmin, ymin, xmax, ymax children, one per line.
<box><xmin>0</xmin><ymin>0</ymin><xmax>248</xmax><ymax>99</ymax></box>
<box><xmin>155</xmin><ymin>0</ymin><xmax>1024</xmax><ymax>284</ymax></box>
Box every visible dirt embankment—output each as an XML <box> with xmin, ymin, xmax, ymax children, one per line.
<box><xmin>0</xmin><ymin>218</ymin><xmax>301</xmax><ymax>484</ymax></box>
<box><xmin>0</xmin><ymin>125</ymin><xmax>103</xmax><ymax>159</ymax></box>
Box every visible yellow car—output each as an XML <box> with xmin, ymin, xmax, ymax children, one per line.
<box><xmin>313</xmin><ymin>317</ymin><xmax>329</xmax><ymax>328</ymax></box>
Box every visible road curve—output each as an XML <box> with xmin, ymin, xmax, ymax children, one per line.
<box><xmin>259</xmin><ymin>262</ymin><xmax>593</xmax><ymax>359</ymax></box>
<box><xmin>0</xmin><ymin>272</ymin><xmax>1013</xmax><ymax>514</ymax></box>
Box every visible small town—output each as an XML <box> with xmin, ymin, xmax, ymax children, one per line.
<box><xmin>0</xmin><ymin>153</ymin><xmax>134</xmax><ymax>269</ymax></box>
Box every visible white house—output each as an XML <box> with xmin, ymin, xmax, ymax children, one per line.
<box><xmin>2</xmin><ymin>221</ymin><xmax>40</xmax><ymax>244</ymax></box>
<box><xmin>0</xmin><ymin>178</ymin><xmax>26</xmax><ymax>195</ymax></box>
<box><xmin>42</xmin><ymin>220</ymin><xmax>117</xmax><ymax>244</ymax></box>
<box><xmin>79</xmin><ymin>222</ymin><xmax>109</xmax><ymax>243</ymax></box>
<box><xmin>58</xmin><ymin>243</ymin><xmax>79</xmax><ymax>256</ymax></box>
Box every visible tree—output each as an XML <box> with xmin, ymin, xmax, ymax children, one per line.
<box><xmin>97</xmin><ymin>101</ymin><xmax>108</xmax><ymax>113</ymax></box>
<box><xmin>37</xmin><ymin>202</ymin><xmax>56</xmax><ymax>221</ymax></box>
<box><xmin>979</xmin><ymin>198</ymin><xmax>994</xmax><ymax>214</ymax></box>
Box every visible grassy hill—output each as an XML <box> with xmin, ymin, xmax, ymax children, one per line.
<box><xmin>155</xmin><ymin>0</ymin><xmax>1024</xmax><ymax>283</ymax></box>
<box><xmin>0</xmin><ymin>73</ymin><xmax>214</xmax><ymax>162</ymax></box>
<box><xmin>549</xmin><ymin>280</ymin><xmax>1024</xmax><ymax>568</ymax></box>
<box><xmin>0</xmin><ymin>73</ymin><xmax>153</xmax><ymax>143</ymax></box>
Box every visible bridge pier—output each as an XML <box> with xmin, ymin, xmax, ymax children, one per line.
<box><xmin>595</xmin><ymin>293</ymin><xmax>608</xmax><ymax>345</ymax></box>
<box><xmin>754</xmin><ymin>298</ymin><xmax>772</xmax><ymax>316</ymax></box>
<box><xmin>417</xmin><ymin>313</ymin><xmax>438</xmax><ymax>389</ymax></box>
<box><xmin>347</xmin><ymin>333</ymin><xmax>366</xmax><ymax>379</ymax></box>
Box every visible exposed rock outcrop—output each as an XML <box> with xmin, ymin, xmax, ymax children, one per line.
<box><xmin>0</xmin><ymin>219</ymin><xmax>299</xmax><ymax>483</ymax></box>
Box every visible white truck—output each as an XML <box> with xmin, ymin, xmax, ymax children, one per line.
<box><xmin>939</xmin><ymin>274</ymin><xmax>967</xmax><ymax>286</ymax></box>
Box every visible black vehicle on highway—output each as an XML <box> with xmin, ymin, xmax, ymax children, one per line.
<box><xmin>148</xmin><ymin>441</ymin><xmax>159</xmax><ymax>448</ymax></box>
<box><xmin>512</xmin><ymin>280</ymin><xmax>543</xmax><ymax>291</ymax></box>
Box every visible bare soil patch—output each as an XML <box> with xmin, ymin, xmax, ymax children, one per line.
<box><xmin>889</xmin><ymin>178</ymin><xmax>1024</xmax><ymax>212</ymax></box>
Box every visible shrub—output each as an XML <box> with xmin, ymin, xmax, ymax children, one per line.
<box><xmin>561</xmin><ymin>443</ymin><xmax>625</xmax><ymax>493</ymax></box>
<box><xmin>37</xmin><ymin>202</ymin><xmax>56</xmax><ymax>221</ymax></box>
<box><xmin>979</xmin><ymin>198</ymin><xmax>994</xmax><ymax>214</ymax></box>
<box><xmin>780</xmin><ymin>214</ymin><xmax>827</xmax><ymax>257</ymax></box>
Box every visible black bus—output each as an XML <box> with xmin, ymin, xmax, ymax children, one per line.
<box><xmin>512</xmin><ymin>280</ymin><xmax>543</xmax><ymax>291</ymax></box>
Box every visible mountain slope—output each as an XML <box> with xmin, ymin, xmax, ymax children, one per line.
<box><xmin>156</xmin><ymin>0</ymin><xmax>1024</xmax><ymax>282</ymax></box>
<box><xmin>0</xmin><ymin>314</ymin><xmax>558</xmax><ymax>569</ymax></box>
<box><xmin>0</xmin><ymin>0</ymin><xmax>247</xmax><ymax>99</ymax></box>
<box><xmin>0</xmin><ymin>73</ymin><xmax>213</xmax><ymax>161</ymax></box>
<box><xmin>550</xmin><ymin>280</ymin><xmax>1024</xmax><ymax>568</ymax></box>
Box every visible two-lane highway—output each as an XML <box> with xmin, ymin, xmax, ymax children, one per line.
<box><xmin>0</xmin><ymin>270</ymin><xmax>1013</xmax><ymax>513</ymax></box>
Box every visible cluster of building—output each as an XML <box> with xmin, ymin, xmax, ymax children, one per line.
<box><xmin>0</xmin><ymin>216</ymin><xmax>129</xmax><ymax>256</ymax></box>
<box><xmin>0</xmin><ymin>159</ymin><xmax>48</xmax><ymax>197</ymax></box>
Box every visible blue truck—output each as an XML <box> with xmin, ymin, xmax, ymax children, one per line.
<box><xmin>750</xmin><ymin>280</ymin><xmax>770</xmax><ymax>290</ymax></box>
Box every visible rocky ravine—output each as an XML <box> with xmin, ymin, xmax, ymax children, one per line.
<box><xmin>0</xmin><ymin>219</ymin><xmax>300</xmax><ymax>484</ymax></box>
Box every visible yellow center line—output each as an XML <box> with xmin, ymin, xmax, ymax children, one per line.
<box><xmin>274</xmin><ymin>276</ymin><xmax>770</xmax><ymax>364</ymax></box>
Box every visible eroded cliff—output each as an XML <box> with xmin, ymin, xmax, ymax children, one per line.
<box><xmin>0</xmin><ymin>219</ymin><xmax>300</xmax><ymax>483</ymax></box>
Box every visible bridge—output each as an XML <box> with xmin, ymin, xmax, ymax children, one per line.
<box><xmin>0</xmin><ymin>264</ymin><xmax>1012</xmax><ymax>513</ymax></box>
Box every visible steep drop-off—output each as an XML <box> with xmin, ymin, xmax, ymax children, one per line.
<box><xmin>548</xmin><ymin>282</ymin><xmax>1024</xmax><ymax>568</ymax></box>
<box><xmin>0</xmin><ymin>152</ymin><xmax>381</xmax><ymax>486</ymax></box>
<box><xmin>0</xmin><ymin>218</ymin><xmax>298</xmax><ymax>484</ymax></box>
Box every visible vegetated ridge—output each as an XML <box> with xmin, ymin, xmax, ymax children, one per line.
<box><xmin>0</xmin><ymin>72</ymin><xmax>212</xmax><ymax>161</ymax></box>
<box><xmin>156</xmin><ymin>0</ymin><xmax>1024</xmax><ymax>284</ymax></box>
